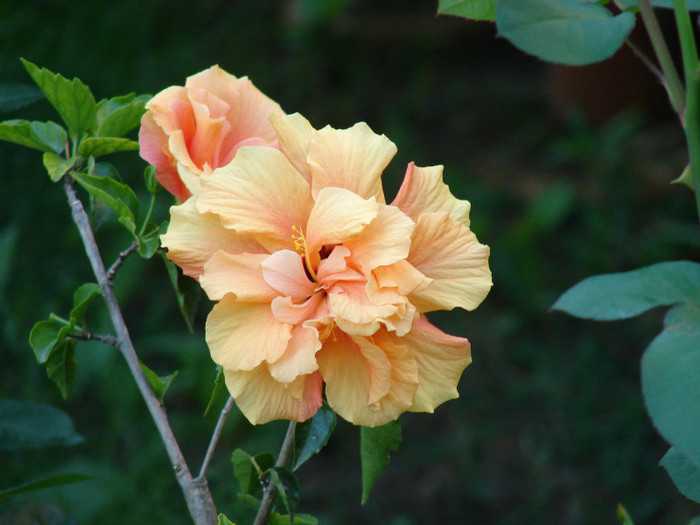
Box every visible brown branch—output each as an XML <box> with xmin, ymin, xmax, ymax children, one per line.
<box><xmin>63</xmin><ymin>176</ymin><xmax>217</xmax><ymax>525</ymax></box>
<box><xmin>197</xmin><ymin>396</ymin><xmax>235</xmax><ymax>480</ymax></box>
<box><xmin>106</xmin><ymin>240</ymin><xmax>138</xmax><ymax>284</ymax></box>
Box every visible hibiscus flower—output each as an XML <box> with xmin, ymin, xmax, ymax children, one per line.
<box><xmin>160</xmin><ymin>112</ymin><xmax>492</xmax><ymax>426</ymax></box>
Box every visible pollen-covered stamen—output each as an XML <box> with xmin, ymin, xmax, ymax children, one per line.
<box><xmin>291</xmin><ymin>225</ymin><xmax>318</xmax><ymax>281</ymax></box>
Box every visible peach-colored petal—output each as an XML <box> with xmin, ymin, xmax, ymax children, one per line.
<box><xmin>328</xmin><ymin>281</ymin><xmax>397</xmax><ymax>336</ymax></box>
<box><xmin>187</xmin><ymin>96</ymin><xmax>231</xmax><ymax>171</ymax></box>
<box><xmin>197</xmin><ymin>147</ymin><xmax>312</xmax><ymax>252</ymax></box>
<box><xmin>200</xmin><ymin>251</ymin><xmax>278</xmax><ymax>302</ymax></box>
<box><xmin>139</xmin><ymin>112</ymin><xmax>189</xmax><ymax>201</ymax></box>
<box><xmin>305</xmin><ymin>186</ymin><xmax>378</xmax><ymax>258</ymax></box>
<box><xmin>343</xmin><ymin>204</ymin><xmax>414</xmax><ymax>274</ymax></box>
<box><xmin>207</xmin><ymin>296</ymin><xmax>292</xmax><ymax>371</ymax></box>
<box><xmin>390</xmin><ymin>316</ymin><xmax>471</xmax><ymax>413</ymax></box>
<box><xmin>407</xmin><ymin>212</ymin><xmax>492</xmax><ymax>312</ymax></box>
<box><xmin>316</xmin><ymin>246</ymin><xmax>365</xmax><ymax>285</ymax></box>
<box><xmin>270</xmin><ymin>294</ymin><xmax>326</xmax><ymax>325</ymax></box>
<box><xmin>317</xmin><ymin>332</ymin><xmax>418</xmax><ymax>427</ymax></box>
<box><xmin>270</xmin><ymin>112</ymin><xmax>314</xmax><ymax>183</ymax></box>
<box><xmin>145</xmin><ymin>86</ymin><xmax>192</xmax><ymax>135</ymax></box>
<box><xmin>261</xmin><ymin>250</ymin><xmax>316</xmax><ymax>299</ymax></box>
<box><xmin>184</xmin><ymin>66</ymin><xmax>241</xmax><ymax>126</ymax></box>
<box><xmin>267</xmin><ymin>324</ymin><xmax>322</xmax><ymax>383</ymax></box>
<box><xmin>161</xmin><ymin>198</ymin><xmax>264</xmax><ymax>280</ymax></box>
<box><xmin>224</xmin><ymin>367</ymin><xmax>323</xmax><ymax>424</ymax></box>
<box><xmin>224</xmin><ymin>76</ymin><xmax>282</xmax><ymax>149</ymax></box>
<box><xmin>391</xmin><ymin>163</ymin><xmax>471</xmax><ymax>228</ymax></box>
<box><xmin>307</xmin><ymin>122</ymin><xmax>396</xmax><ymax>203</ymax></box>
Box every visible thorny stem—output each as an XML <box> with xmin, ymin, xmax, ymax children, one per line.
<box><xmin>636</xmin><ymin>0</ymin><xmax>686</xmax><ymax>118</ymax></box>
<box><xmin>253</xmin><ymin>421</ymin><xmax>297</xmax><ymax>525</ymax></box>
<box><xmin>197</xmin><ymin>396</ymin><xmax>235</xmax><ymax>480</ymax></box>
<box><xmin>106</xmin><ymin>241</ymin><xmax>138</xmax><ymax>284</ymax></box>
<box><xmin>63</xmin><ymin>176</ymin><xmax>217</xmax><ymax>525</ymax></box>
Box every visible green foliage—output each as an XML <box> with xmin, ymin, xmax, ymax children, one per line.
<box><xmin>95</xmin><ymin>93</ymin><xmax>149</xmax><ymax>138</ymax></box>
<box><xmin>28</xmin><ymin>283</ymin><xmax>102</xmax><ymax>398</ymax></box>
<box><xmin>161</xmin><ymin>253</ymin><xmax>201</xmax><ymax>332</ymax></box>
<box><xmin>495</xmin><ymin>0</ymin><xmax>635</xmax><ymax>66</ymax></box>
<box><xmin>71</xmin><ymin>171</ymin><xmax>140</xmax><ymax>233</ymax></box>
<box><xmin>269</xmin><ymin>467</ymin><xmax>300</xmax><ymax>515</ymax></box>
<box><xmin>270</xmin><ymin>513</ymin><xmax>318</xmax><ymax>525</ymax></box>
<box><xmin>232</xmin><ymin>448</ymin><xmax>275</xmax><ymax>497</ymax></box>
<box><xmin>437</xmin><ymin>0</ymin><xmax>496</xmax><ymax>20</ymax></box>
<box><xmin>552</xmin><ymin>261</ymin><xmax>700</xmax><ymax>320</ymax></box>
<box><xmin>205</xmin><ymin>365</ymin><xmax>226</xmax><ymax>416</ymax></box>
<box><xmin>43</xmin><ymin>152</ymin><xmax>79</xmax><ymax>182</ymax></box>
<box><xmin>217</xmin><ymin>514</ymin><xmax>236</xmax><ymax>525</ymax></box>
<box><xmin>143</xmin><ymin>165</ymin><xmax>162</xmax><ymax>195</ymax></box>
<box><xmin>293</xmin><ymin>403</ymin><xmax>336</xmax><ymax>471</ymax></box>
<box><xmin>139</xmin><ymin>360</ymin><xmax>179</xmax><ymax>403</ymax></box>
<box><xmin>0</xmin><ymin>399</ymin><xmax>83</xmax><ymax>450</ymax></box>
<box><xmin>0</xmin><ymin>120</ymin><xmax>66</xmax><ymax>154</ymax></box>
<box><xmin>21</xmin><ymin>58</ymin><xmax>97</xmax><ymax>139</ymax></box>
<box><xmin>78</xmin><ymin>136</ymin><xmax>139</xmax><ymax>157</ymax></box>
<box><xmin>617</xmin><ymin>503</ymin><xmax>635</xmax><ymax>525</ymax></box>
<box><xmin>661</xmin><ymin>447</ymin><xmax>700</xmax><ymax>504</ymax></box>
<box><xmin>0</xmin><ymin>473</ymin><xmax>92</xmax><ymax>502</ymax></box>
<box><xmin>0</xmin><ymin>83</ymin><xmax>43</xmax><ymax>112</ymax></box>
<box><xmin>360</xmin><ymin>420</ymin><xmax>401</xmax><ymax>505</ymax></box>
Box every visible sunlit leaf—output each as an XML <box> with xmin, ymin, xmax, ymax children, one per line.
<box><xmin>21</xmin><ymin>59</ymin><xmax>96</xmax><ymax>137</ymax></box>
<box><xmin>43</xmin><ymin>152</ymin><xmax>79</xmax><ymax>182</ymax></box>
<box><xmin>360</xmin><ymin>420</ymin><xmax>401</xmax><ymax>504</ymax></box>
<box><xmin>96</xmin><ymin>93</ymin><xmax>149</xmax><ymax>138</ymax></box>
<box><xmin>437</xmin><ymin>0</ymin><xmax>495</xmax><ymax>20</ymax></box>
<box><xmin>78</xmin><ymin>136</ymin><xmax>139</xmax><ymax>157</ymax></box>
<box><xmin>0</xmin><ymin>119</ymin><xmax>66</xmax><ymax>154</ymax></box>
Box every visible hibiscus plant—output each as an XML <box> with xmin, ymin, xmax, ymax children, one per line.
<box><xmin>2</xmin><ymin>0</ymin><xmax>700</xmax><ymax>524</ymax></box>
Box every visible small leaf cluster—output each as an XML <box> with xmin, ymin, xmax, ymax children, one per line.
<box><xmin>438</xmin><ymin>0</ymin><xmax>700</xmax><ymax>66</ymax></box>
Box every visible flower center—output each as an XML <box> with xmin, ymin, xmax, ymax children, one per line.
<box><xmin>291</xmin><ymin>225</ymin><xmax>318</xmax><ymax>281</ymax></box>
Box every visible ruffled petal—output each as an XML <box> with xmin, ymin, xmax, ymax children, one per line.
<box><xmin>207</xmin><ymin>296</ymin><xmax>292</xmax><ymax>371</ymax></box>
<box><xmin>139</xmin><ymin>112</ymin><xmax>189</xmax><ymax>201</ymax></box>
<box><xmin>224</xmin><ymin>367</ymin><xmax>323</xmax><ymax>424</ymax></box>
<box><xmin>223</xmin><ymin>76</ymin><xmax>282</xmax><ymax>149</ymax></box>
<box><xmin>267</xmin><ymin>323</ymin><xmax>322</xmax><ymax>383</ymax></box>
<box><xmin>200</xmin><ymin>251</ymin><xmax>278</xmax><ymax>302</ymax></box>
<box><xmin>317</xmin><ymin>332</ymin><xmax>418</xmax><ymax>427</ymax></box>
<box><xmin>270</xmin><ymin>293</ymin><xmax>326</xmax><ymax>325</ymax></box>
<box><xmin>305</xmin><ymin>186</ymin><xmax>378</xmax><ymax>259</ymax></box>
<box><xmin>270</xmin><ymin>112</ymin><xmax>315</xmax><ymax>183</ymax></box>
<box><xmin>196</xmin><ymin>147</ymin><xmax>313</xmax><ymax>252</ymax></box>
<box><xmin>407</xmin><ymin>212</ymin><xmax>492</xmax><ymax>312</ymax></box>
<box><xmin>390</xmin><ymin>315</ymin><xmax>471</xmax><ymax>413</ymax></box>
<box><xmin>391</xmin><ymin>163</ymin><xmax>471</xmax><ymax>228</ymax></box>
<box><xmin>261</xmin><ymin>250</ymin><xmax>316</xmax><ymax>299</ymax></box>
<box><xmin>343</xmin><ymin>204</ymin><xmax>414</xmax><ymax>274</ymax></box>
<box><xmin>316</xmin><ymin>246</ymin><xmax>364</xmax><ymax>285</ymax></box>
<box><xmin>161</xmin><ymin>198</ymin><xmax>264</xmax><ymax>280</ymax></box>
<box><xmin>307</xmin><ymin>122</ymin><xmax>396</xmax><ymax>203</ymax></box>
<box><xmin>328</xmin><ymin>281</ymin><xmax>397</xmax><ymax>336</ymax></box>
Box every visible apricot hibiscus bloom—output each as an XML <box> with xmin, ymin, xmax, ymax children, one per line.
<box><xmin>139</xmin><ymin>65</ymin><xmax>282</xmax><ymax>201</ymax></box>
<box><xmin>161</xmin><ymin>113</ymin><xmax>492</xmax><ymax>426</ymax></box>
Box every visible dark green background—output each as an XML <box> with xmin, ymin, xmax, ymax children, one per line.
<box><xmin>1</xmin><ymin>1</ymin><xmax>698</xmax><ymax>523</ymax></box>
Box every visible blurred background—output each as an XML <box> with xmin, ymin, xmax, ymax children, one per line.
<box><xmin>1</xmin><ymin>1</ymin><xmax>699</xmax><ymax>523</ymax></box>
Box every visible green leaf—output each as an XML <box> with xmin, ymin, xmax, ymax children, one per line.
<box><xmin>616</xmin><ymin>0</ymin><xmax>700</xmax><ymax>8</ymax></box>
<box><xmin>0</xmin><ymin>473</ymin><xmax>91</xmax><ymax>501</ymax></box>
<box><xmin>0</xmin><ymin>399</ymin><xmax>83</xmax><ymax>450</ymax></box>
<box><xmin>270</xmin><ymin>513</ymin><xmax>318</xmax><ymax>525</ymax></box>
<box><xmin>293</xmin><ymin>403</ymin><xmax>336</xmax><ymax>470</ymax></box>
<box><xmin>360</xmin><ymin>420</ymin><xmax>401</xmax><ymax>504</ymax></box>
<box><xmin>161</xmin><ymin>254</ymin><xmax>201</xmax><ymax>332</ymax></box>
<box><xmin>137</xmin><ymin>221</ymin><xmax>166</xmax><ymax>259</ymax></box>
<box><xmin>617</xmin><ymin>503</ymin><xmax>635</xmax><ymax>525</ymax></box>
<box><xmin>78</xmin><ymin>137</ymin><xmax>139</xmax><ymax>158</ymax></box>
<box><xmin>661</xmin><ymin>447</ymin><xmax>700</xmax><ymax>503</ymax></box>
<box><xmin>552</xmin><ymin>261</ymin><xmax>700</xmax><ymax>321</ymax></box>
<box><xmin>642</xmin><ymin>304</ymin><xmax>700</xmax><ymax>475</ymax></box>
<box><xmin>217</xmin><ymin>514</ymin><xmax>237</xmax><ymax>525</ymax></box>
<box><xmin>144</xmin><ymin>165</ymin><xmax>162</xmax><ymax>194</ymax></box>
<box><xmin>0</xmin><ymin>84</ymin><xmax>43</xmax><ymax>112</ymax></box>
<box><xmin>232</xmin><ymin>449</ymin><xmax>274</xmax><ymax>495</ymax></box>
<box><xmin>495</xmin><ymin>0</ymin><xmax>635</xmax><ymax>65</ymax></box>
<box><xmin>0</xmin><ymin>119</ymin><xmax>66</xmax><ymax>153</ymax></box>
<box><xmin>139</xmin><ymin>360</ymin><xmax>178</xmax><ymax>402</ymax></box>
<box><xmin>45</xmin><ymin>339</ymin><xmax>78</xmax><ymax>399</ymax></box>
<box><xmin>269</xmin><ymin>467</ymin><xmax>300</xmax><ymax>515</ymax></box>
<box><xmin>29</xmin><ymin>318</ymin><xmax>72</xmax><ymax>364</ymax></box>
<box><xmin>205</xmin><ymin>365</ymin><xmax>226</xmax><ymax>417</ymax></box>
<box><xmin>96</xmin><ymin>93</ymin><xmax>149</xmax><ymax>138</ymax></box>
<box><xmin>70</xmin><ymin>283</ymin><xmax>102</xmax><ymax>326</ymax></box>
<box><xmin>21</xmin><ymin>59</ymin><xmax>97</xmax><ymax>137</ymax></box>
<box><xmin>43</xmin><ymin>152</ymin><xmax>79</xmax><ymax>182</ymax></box>
<box><xmin>437</xmin><ymin>0</ymin><xmax>495</xmax><ymax>20</ymax></box>
<box><xmin>71</xmin><ymin>171</ymin><xmax>139</xmax><ymax>233</ymax></box>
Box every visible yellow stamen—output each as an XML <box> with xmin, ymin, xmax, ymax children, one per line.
<box><xmin>291</xmin><ymin>225</ymin><xmax>317</xmax><ymax>281</ymax></box>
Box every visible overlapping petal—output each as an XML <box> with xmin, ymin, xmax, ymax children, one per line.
<box><xmin>224</xmin><ymin>367</ymin><xmax>323</xmax><ymax>424</ymax></box>
<box><xmin>270</xmin><ymin>112</ymin><xmax>315</xmax><ymax>183</ymax></box>
<box><xmin>197</xmin><ymin>147</ymin><xmax>312</xmax><ymax>252</ymax></box>
<box><xmin>407</xmin><ymin>212</ymin><xmax>492</xmax><ymax>312</ymax></box>
<box><xmin>200</xmin><ymin>251</ymin><xmax>278</xmax><ymax>302</ymax></box>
